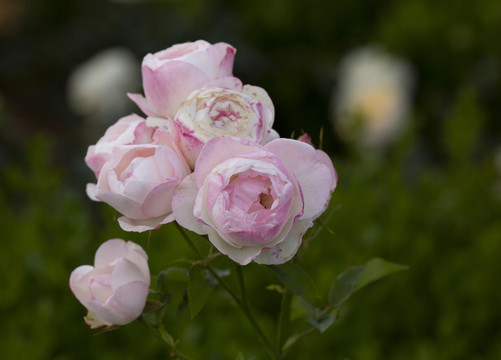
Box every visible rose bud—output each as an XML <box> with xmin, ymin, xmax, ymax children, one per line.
<box><xmin>69</xmin><ymin>239</ymin><xmax>150</xmax><ymax>328</ymax></box>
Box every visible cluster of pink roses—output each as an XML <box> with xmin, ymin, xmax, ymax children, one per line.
<box><xmin>70</xmin><ymin>40</ymin><xmax>337</xmax><ymax>328</ymax></box>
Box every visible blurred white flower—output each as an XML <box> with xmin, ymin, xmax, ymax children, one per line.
<box><xmin>68</xmin><ymin>47</ymin><xmax>140</xmax><ymax>124</ymax></box>
<box><xmin>332</xmin><ymin>46</ymin><xmax>414</xmax><ymax>148</ymax></box>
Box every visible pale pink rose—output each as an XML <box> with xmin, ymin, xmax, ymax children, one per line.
<box><xmin>128</xmin><ymin>40</ymin><xmax>236</xmax><ymax>119</ymax></box>
<box><xmin>172</xmin><ymin>136</ymin><xmax>337</xmax><ymax>265</ymax></box>
<box><xmin>69</xmin><ymin>239</ymin><xmax>150</xmax><ymax>328</ymax></box>
<box><xmin>87</xmin><ymin>129</ymin><xmax>191</xmax><ymax>232</ymax></box>
<box><xmin>85</xmin><ymin>114</ymin><xmax>154</xmax><ymax>178</ymax></box>
<box><xmin>172</xmin><ymin>81</ymin><xmax>278</xmax><ymax>167</ymax></box>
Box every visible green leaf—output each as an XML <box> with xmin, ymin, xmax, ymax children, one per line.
<box><xmin>329</xmin><ymin>258</ymin><xmax>408</xmax><ymax>307</ymax></box>
<box><xmin>205</xmin><ymin>267</ymin><xmax>230</xmax><ymax>288</ymax></box>
<box><xmin>188</xmin><ymin>264</ymin><xmax>211</xmax><ymax>319</ymax></box>
<box><xmin>282</xmin><ymin>328</ymin><xmax>315</xmax><ymax>353</ymax></box>
<box><xmin>306</xmin><ymin>311</ymin><xmax>336</xmax><ymax>333</ymax></box>
<box><xmin>142</xmin><ymin>299</ymin><xmax>165</xmax><ymax>313</ymax></box>
<box><xmin>296</xmin><ymin>296</ymin><xmax>337</xmax><ymax>333</ymax></box>
<box><xmin>356</xmin><ymin>258</ymin><xmax>408</xmax><ymax>290</ymax></box>
<box><xmin>269</xmin><ymin>262</ymin><xmax>318</xmax><ymax>303</ymax></box>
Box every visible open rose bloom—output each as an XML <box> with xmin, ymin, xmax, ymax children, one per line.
<box><xmin>172</xmin><ymin>136</ymin><xmax>337</xmax><ymax>265</ymax></box>
<box><xmin>87</xmin><ymin>128</ymin><xmax>190</xmax><ymax>232</ymax></box>
<box><xmin>69</xmin><ymin>239</ymin><xmax>150</xmax><ymax>328</ymax></box>
<box><xmin>172</xmin><ymin>80</ymin><xmax>278</xmax><ymax>167</ymax></box>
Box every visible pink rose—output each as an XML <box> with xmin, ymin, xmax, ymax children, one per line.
<box><xmin>128</xmin><ymin>40</ymin><xmax>236</xmax><ymax>119</ymax></box>
<box><xmin>85</xmin><ymin>114</ymin><xmax>154</xmax><ymax>178</ymax></box>
<box><xmin>69</xmin><ymin>239</ymin><xmax>150</xmax><ymax>328</ymax></box>
<box><xmin>87</xmin><ymin>129</ymin><xmax>191</xmax><ymax>232</ymax></box>
<box><xmin>172</xmin><ymin>136</ymin><xmax>337</xmax><ymax>265</ymax></box>
<box><xmin>172</xmin><ymin>81</ymin><xmax>278</xmax><ymax>167</ymax></box>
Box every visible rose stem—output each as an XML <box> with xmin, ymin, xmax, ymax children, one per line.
<box><xmin>235</xmin><ymin>263</ymin><xmax>281</xmax><ymax>359</ymax></box>
<box><xmin>140</xmin><ymin>316</ymin><xmax>192</xmax><ymax>359</ymax></box>
<box><xmin>174</xmin><ymin>223</ymin><xmax>280</xmax><ymax>359</ymax></box>
<box><xmin>276</xmin><ymin>289</ymin><xmax>292</xmax><ymax>355</ymax></box>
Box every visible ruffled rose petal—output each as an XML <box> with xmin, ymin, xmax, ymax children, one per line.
<box><xmin>266</xmin><ymin>138</ymin><xmax>336</xmax><ymax>220</ymax></box>
<box><xmin>254</xmin><ymin>219</ymin><xmax>313</xmax><ymax>265</ymax></box>
<box><xmin>193</xmin><ymin>137</ymin><xmax>264</xmax><ymax>187</ymax></box>
<box><xmin>206</xmin><ymin>227</ymin><xmax>263</xmax><ymax>265</ymax></box>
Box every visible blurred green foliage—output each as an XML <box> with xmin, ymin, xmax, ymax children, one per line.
<box><xmin>1</xmin><ymin>0</ymin><xmax>501</xmax><ymax>359</ymax></box>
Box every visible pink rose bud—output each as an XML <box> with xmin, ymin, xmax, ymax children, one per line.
<box><xmin>85</xmin><ymin>114</ymin><xmax>154</xmax><ymax>178</ymax></box>
<box><xmin>128</xmin><ymin>40</ymin><xmax>236</xmax><ymax>120</ymax></box>
<box><xmin>297</xmin><ymin>133</ymin><xmax>313</xmax><ymax>146</ymax></box>
<box><xmin>172</xmin><ymin>82</ymin><xmax>278</xmax><ymax>167</ymax></box>
<box><xmin>69</xmin><ymin>239</ymin><xmax>150</xmax><ymax>328</ymax></box>
<box><xmin>87</xmin><ymin>128</ymin><xmax>191</xmax><ymax>232</ymax></box>
<box><xmin>172</xmin><ymin>136</ymin><xmax>337</xmax><ymax>265</ymax></box>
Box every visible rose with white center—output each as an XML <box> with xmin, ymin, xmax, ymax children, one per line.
<box><xmin>69</xmin><ymin>239</ymin><xmax>150</xmax><ymax>328</ymax></box>
<box><xmin>172</xmin><ymin>82</ymin><xmax>278</xmax><ymax>167</ymax></box>
<box><xmin>172</xmin><ymin>136</ymin><xmax>337</xmax><ymax>265</ymax></box>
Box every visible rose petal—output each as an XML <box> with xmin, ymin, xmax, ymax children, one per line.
<box><xmin>118</xmin><ymin>213</ymin><xmax>174</xmax><ymax>232</ymax></box>
<box><xmin>142</xmin><ymin>61</ymin><xmax>209</xmax><ymax>118</ymax></box>
<box><xmin>86</xmin><ymin>183</ymin><xmax>99</xmax><ymax>202</ymax></box>
<box><xmin>85</xmin><ymin>280</ymin><xmax>149</xmax><ymax>325</ymax></box>
<box><xmin>94</xmin><ymin>239</ymin><xmax>129</xmax><ymax>268</ymax></box>
<box><xmin>206</xmin><ymin>227</ymin><xmax>262</xmax><ymax>265</ymax></box>
<box><xmin>265</xmin><ymin>138</ymin><xmax>336</xmax><ymax>220</ymax></box>
<box><xmin>69</xmin><ymin>265</ymin><xmax>94</xmax><ymax>305</ymax></box>
<box><xmin>193</xmin><ymin>136</ymin><xmax>264</xmax><ymax>187</ymax></box>
<box><xmin>254</xmin><ymin>219</ymin><xmax>313</xmax><ymax>265</ymax></box>
<box><xmin>172</xmin><ymin>175</ymin><xmax>206</xmax><ymax>235</ymax></box>
<box><xmin>110</xmin><ymin>258</ymin><xmax>150</xmax><ymax>290</ymax></box>
<box><xmin>127</xmin><ymin>93</ymin><xmax>157</xmax><ymax>117</ymax></box>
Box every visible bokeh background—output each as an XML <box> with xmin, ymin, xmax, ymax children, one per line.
<box><xmin>1</xmin><ymin>0</ymin><xmax>501</xmax><ymax>359</ymax></box>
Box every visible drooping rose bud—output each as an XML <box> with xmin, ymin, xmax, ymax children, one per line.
<box><xmin>69</xmin><ymin>239</ymin><xmax>150</xmax><ymax>328</ymax></box>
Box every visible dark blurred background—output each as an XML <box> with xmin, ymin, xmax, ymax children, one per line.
<box><xmin>1</xmin><ymin>0</ymin><xmax>501</xmax><ymax>359</ymax></box>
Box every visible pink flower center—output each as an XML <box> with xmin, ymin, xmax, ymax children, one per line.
<box><xmin>208</xmin><ymin>100</ymin><xmax>241</xmax><ymax>129</ymax></box>
<box><xmin>205</xmin><ymin>159</ymin><xmax>296</xmax><ymax>247</ymax></box>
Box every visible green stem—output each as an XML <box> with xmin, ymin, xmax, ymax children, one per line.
<box><xmin>174</xmin><ymin>223</ymin><xmax>240</xmax><ymax>302</ymax></box>
<box><xmin>175</xmin><ymin>223</ymin><xmax>280</xmax><ymax>359</ymax></box>
<box><xmin>140</xmin><ymin>317</ymin><xmax>192</xmax><ymax>359</ymax></box>
<box><xmin>235</xmin><ymin>264</ymin><xmax>281</xmax><ymax>360</ymax></box>
<box><xmin>276</xmin><ymin>290</ymin><xmax>292</xmax><ymax>354</ymax></box>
